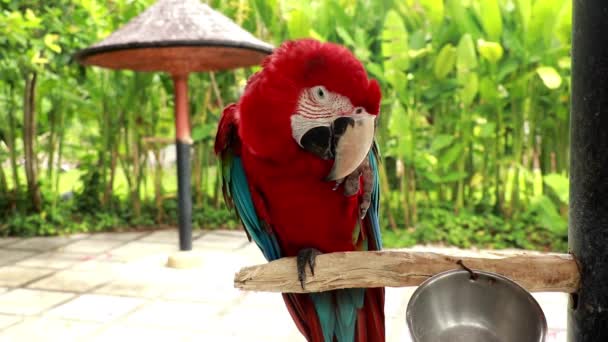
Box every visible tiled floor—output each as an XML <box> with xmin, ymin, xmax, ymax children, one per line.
<box><xmin>0</xmin><ymin>230</ymin><xmax>567</xmax><ymax>341</ymax></box>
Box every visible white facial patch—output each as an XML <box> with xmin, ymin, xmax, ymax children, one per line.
<box><xmin>291</xmin><ymin>86</ymin><xmax>354</xmax><ymax>146</ymax></box>
<box><xmin>291</xmin><ymin>114</ymin><xmax>334</xmax><ymax>147</ymax></box>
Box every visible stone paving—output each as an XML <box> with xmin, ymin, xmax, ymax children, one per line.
<box><xmin>0</xmin><ymin>230</ymin><xmax>567</xmax><ymax>341</ymax></box>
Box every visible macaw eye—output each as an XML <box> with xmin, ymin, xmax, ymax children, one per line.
<box><xmin>312</xmin><ymin>86</ymin><xmax>328</xmax><ymax>102</ymax></box>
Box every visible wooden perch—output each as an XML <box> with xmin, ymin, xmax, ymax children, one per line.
<box><xmin>234</xmin><ymin>250</ymin><xmax>580</xmax><ymax>293</ymax></box>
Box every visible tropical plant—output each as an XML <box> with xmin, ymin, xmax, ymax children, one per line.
<box><xmin>0</xmin><ymin>0</ymin><xmax>572</xmax><ymax>251</ymax></box>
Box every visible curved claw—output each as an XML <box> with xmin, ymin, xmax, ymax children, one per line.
<box><xmin>297</xmin><ymin>248</ymin><xmax>321</xmax><ymax>290</ymax></box>
<box><xmin>332</xmin><ymin>178</ymin><xmax>344</xmax><ymax>191</ymax></box>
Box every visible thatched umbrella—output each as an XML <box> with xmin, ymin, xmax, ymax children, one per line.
<box><xmin>74</xmin><ymin>0</ymin><xmax>272</xmax><ymax>262</ymax></box>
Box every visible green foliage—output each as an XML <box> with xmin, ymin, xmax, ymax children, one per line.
<box><xmin>75</xmin><ymin>160</ymin><xmax>104</xmax><ymax>213</ymax></box>
<box><xmin>477</xmin><ymin>39</ymin><xmax>503</xmax><ymax>64</ymax></box>
<box><xmin>382</xmin><ymin>206</ymin><xmax>567</xmax><ymax>252</ymax></box>
<box><xmin>527</xmin><ymin>173</ymin><xmax>568</xmax><ymax>235</ymax></box>
<box><xmin>0</xmin><ymin>0</ymin><xmax>573</xmax><ymax>252</ymax></box>
<box><xmin>456</xmin><ymin>33</ymin><xmax>479</xmax><ymax>105</ymax></box>
<box><xmin>536</xmin><ymin>66</ymin><xmax>562</xmax><ymax>89</ymax></box>
<box><xmin>476</xmin><ymin>0</ymin><xmax>502</xmax><ymax>41</ymax></box>
<box><xmin>382</xmin><ymin>9</ymin><xmax>409</xmax><ymax>90</ymax></box>
<box><xmin>434</xmin><ymin>44</ymin><xmax>457</xmax><ymax>79</ymax></box>
<box><xmin>1</xmin><ymin>194</ymin><xmax>238</xmax><ymax>238</ymax></box>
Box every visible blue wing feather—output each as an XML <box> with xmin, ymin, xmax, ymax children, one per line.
<box><xmin>367</xmin><ymin>149</ymin><xmax>383</xmax><ymax>250</ymax></box>
<box><xmin>228</xmin><ymin>157</ymin><xmax>282</xmax><ymax>261</ymax></box>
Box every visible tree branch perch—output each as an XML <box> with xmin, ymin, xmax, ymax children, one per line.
<box><xmin>234</xmin><ymin>250</ymin><xmax>580</xmax><ymax>293</ymax></box>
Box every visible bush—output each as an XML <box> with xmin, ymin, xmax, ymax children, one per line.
<box><xmin>1</xmin><ymin>193</ymin><xmax>239</xmax><ymax>237</ymax></box>
<box><xmin>381</xmin><ymin>205</ymin><xmax>567</xmax><ymax>252</ymax></box>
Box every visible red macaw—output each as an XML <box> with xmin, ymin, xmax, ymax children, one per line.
<box><xmin>215</xmin><ymin>39</ymin><xmax>384</xmax><ymax>342</ymax></box>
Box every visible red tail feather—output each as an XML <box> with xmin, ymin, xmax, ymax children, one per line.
<box><xmin>282</xmin><ymin>289</ymin><xmax>385</xmax><ymax>342</ymax></box>
<box><xmin>356</xmin><ymin>288</ymin><xmax>385</xmax><ymax>342</ymax></box>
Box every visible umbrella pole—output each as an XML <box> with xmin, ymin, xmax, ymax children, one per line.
<box><xmin>569</xmin><ymin>0</ymin><xmax>608</xmax><ymax>340</ymax></box>
<box><xmin>173</xmin><ymin>73</ymin><xmax>193</xmax><ymax>251</ymax></box>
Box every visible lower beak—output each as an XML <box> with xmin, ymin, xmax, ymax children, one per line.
<box><xmin>325</xmin><ymin>115</ymin><xmax>375</xmax><ymax>181</ymax></box>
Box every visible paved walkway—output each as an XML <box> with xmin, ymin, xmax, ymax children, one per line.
<box><xmin>0</xmin><ymin>230</ymin><xmax>567</xmax><ymax>341</ymax></box>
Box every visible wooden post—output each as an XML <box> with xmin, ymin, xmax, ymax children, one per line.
<box><xmin>569</xmin><ymin>0</ymin><xmax>608</xmax><ymax>340</ymax></box>
<box><xmin>234</xmin><ymin>250</ymin><xmax>580</xmax><ymax>293</ymax></box>
<box><xmin>173</xmin><ymin>73</ymin><xmax>193</xmax><ymax>251</ymax></box>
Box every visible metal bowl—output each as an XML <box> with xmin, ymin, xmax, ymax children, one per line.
<box><xmin>406</xmin><ymin>269</ymin><xmax>547</xmax><ymax>342</ymax></box>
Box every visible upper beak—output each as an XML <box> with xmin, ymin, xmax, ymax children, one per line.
<box><xmin>325</xmin><ymin>113</ymin><xmax>375</xmax><ymax>181</ymax></box>
<box><xmin>295</xmin><ymin>108</ymin><xmax>376</xmax><ymax>180</ymax></box>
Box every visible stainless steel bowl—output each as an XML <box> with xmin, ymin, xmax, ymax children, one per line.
<box><xmin>406</xmin><ymin>269</ymin><xmax>547</xmax><ymax>342</ymax></box>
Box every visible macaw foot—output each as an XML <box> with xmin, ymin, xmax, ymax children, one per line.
<box><xmin>332</xmin><ymin>155</ymin><xmax>373</xmax><ymax>219</ymax></box>
<box><xmin>358</xmin><ymin>156</ymin><xmax>373</xmax><ymax>219</ymax></box>
<box><xmin>297</xmin><ymin>248</ymin><xmax>321</xmax><ymax>290</ymax></box>
<box><xmin>332</xmin><ymin>166</ymin><xmax>361</xmax><ymax>194</ymax></box>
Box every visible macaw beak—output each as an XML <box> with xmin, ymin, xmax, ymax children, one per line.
<box><xmin>325</xmin><ymin>113</ymin><xmax>375</xmax><ymax>181</ymax></box>
<box><xmin>296</xmin><ymin>109</ymin><xmax>376</xmax><ymax>180</ymax></box>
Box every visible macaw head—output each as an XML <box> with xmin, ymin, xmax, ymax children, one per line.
<box><xmin>239</xmin><ymin>39</ymin><xmax>381</xmax><ymax>180</ymax></box>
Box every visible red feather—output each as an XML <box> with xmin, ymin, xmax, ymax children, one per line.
<box><xmin>214</xmin><ymin>103</ymin><xmax>240</xmax><ymax>156</ymax></box>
